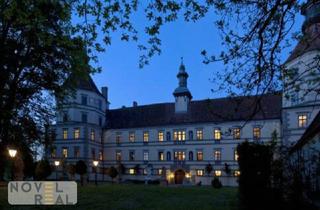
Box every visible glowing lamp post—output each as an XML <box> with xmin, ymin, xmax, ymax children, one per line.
<box><xmin>93</xmin><ymin>160</ymin><xmax>99</xmax><ymax>186</ymax></box>
<box><xmin>54</xmin><ymin>160</ymin><xmax>60</xmax><ymax>180</ymax></box>
<box><xmin>8</xmin><ymin>148</ymin><xmax>17</xmax><ymax>181</ymax></box>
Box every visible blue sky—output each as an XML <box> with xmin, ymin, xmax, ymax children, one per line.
<box><xmin>91</xmin><ymin>9</ymin><xmax>304</xmax><ymax>109</ymax></box>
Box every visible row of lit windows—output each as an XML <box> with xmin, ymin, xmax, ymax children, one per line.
<box><xmin>51</xmin><ymin>147</ymin><xmax>103</xmax><ymax>160</ymax></box>
<box><xmin>115</xmin><ymin>150</ymin><xmax>239</xmax><ymax>162</ymax></box>
<box><xmin>195</xmin><ymin>169</ymin><xmax>240</xmax><ymax>177</ymax></box>
<box><xmin>116</xmin><ymin>127</ymin><xmax>262</xmax><ymax>143</ymax></box>
<box><xmin>62</xmin><ymin>128</ymin><xmax>99</xmax><ymax>141</ymax></box>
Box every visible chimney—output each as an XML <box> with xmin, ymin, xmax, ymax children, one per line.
<box><xmin>133</xmin><ymin>101</ymin><xmax>138</xmax><ymax>107</ymax></box>
<box><xmin>101</xmin><ymin>86</ymin><xmax>110</xmax><ymax>110</ymax></box>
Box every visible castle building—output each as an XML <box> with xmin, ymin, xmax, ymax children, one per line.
<box><xmin>50</xmin><ymin>0</ymin><xmax>320</xmax><ymax>186</ymax></box>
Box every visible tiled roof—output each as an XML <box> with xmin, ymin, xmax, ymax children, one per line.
<box><xmin>291</xmin><ymin>111</ymin><xmax>320</xmax><ymax>152</ymax></box>
<box><xmin>77</xmin><ymin>75</ymin><xmax>103</xmax><ymax>97</ymax></box>
<box><xmin>106</xmin><ymin>93</ymin><xmax>282</xmax><ymax>129</ymax></box>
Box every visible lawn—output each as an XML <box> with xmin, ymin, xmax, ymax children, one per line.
<box><xmin>0</xmin><ymin>184</ymin><xmax>238</xmax><ymax>210</ymax></box>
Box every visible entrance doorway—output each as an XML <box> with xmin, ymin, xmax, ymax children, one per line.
<box><xmin>174</xmin><ymin>169</ymin><xmax>185</xmax><ymax>184</ymax></box>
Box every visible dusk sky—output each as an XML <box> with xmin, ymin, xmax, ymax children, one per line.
<box><xmin>91</xmin><ymin>10</ymin><xmax>304</xmax><ymax>109</ymax></box>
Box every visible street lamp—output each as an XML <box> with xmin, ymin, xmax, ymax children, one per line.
<box><xmin>93</xmin><ymin>160</ymin><xmax>99</xmax><ymax>186</ymax></box>
<box><xmin>54</xmin><ymin>160</ymin><xmax>60</xmax><ymax>180</ymax></box>
<box><xmin>8</xmin><ymin>148</ymin><xmax>17</xmax><ymax>181</ymax></box>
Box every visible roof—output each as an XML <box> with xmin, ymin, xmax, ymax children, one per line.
<box><xmin>291</xmin><ymin>111</ymin><xmax>320</xmax><ymax>152</ymax></box>
<box><xmin>105</xmin><ymin>93</ymin><xmax>282</xmax><ymax>129</ymax></box>
<box><xmin>76</xmin><ymin>75</ymin><xmax>103</xmax><ymax>97</ymax></box>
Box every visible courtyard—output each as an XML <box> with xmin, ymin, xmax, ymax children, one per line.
<box><xmin>0</xmin><ymin>184</ymin><xmax>238</xmax><ymax>210</ymax></box>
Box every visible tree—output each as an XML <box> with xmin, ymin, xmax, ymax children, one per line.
<box><xmin>205</xmin><ymin>163</ymin><xmax>213</xmax><ymax>176</ymax></box>
<box><xmin>75</xmin><ymin>160</ymin><xmax>87</xmax><ymax>186</ymax></box>
<box><xmin>34</xmin><ymin>160</ymin><xmax>52</xmax><ymax>181</ymax></box>
<box><xmin>108</xmin><ymin>166</ymin><xmax>118</xmax><ymax>183</ymax></box>
<box><xmin>134</xmin><ymin>164</ymin><xmax>140</xmax><ymax>176</ymax></box>
<box><xmin>67</xmin><ymin>164</ymin><xmax>76</xmax><ymax>181</ymax></box>
<box><xmin>224</xmin><ymin>163</ymin><xmax>231</xmax><ymax>176</ymax></box>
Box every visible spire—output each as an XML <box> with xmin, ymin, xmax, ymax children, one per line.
<box><xmin>173</xmin><ymin>58</ymin><xmax>192</xmax><ymax>99</ymax></box>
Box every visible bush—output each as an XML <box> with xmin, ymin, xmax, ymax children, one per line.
<box><xmin>108</xmin><ymin>166</ymin><xmax>118</xmax><ymax>183</ymax></box>
<box><xmin>35</xmin><ymin>160</ymin><xmax>52</xmax><ymax>180</ymax></box>
<box><xmin>211</xmin><ymin>177</ymin><xmax>222</xmax><ymax>188</ymax></box>
<box><xmin>75</xmin><ymin>160</ymin><xmax>87</xmax><ymax>186</ymax></box>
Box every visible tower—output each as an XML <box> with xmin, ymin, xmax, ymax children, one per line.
<box><xmin>282</xmin><ymin>0</ymin><xmax>320</xmax><ymax>144</ymax></box>
<box><xmin>173</xmin><ymin>58</ymin><xmax>192</xmax><ymax>113</ymax></box>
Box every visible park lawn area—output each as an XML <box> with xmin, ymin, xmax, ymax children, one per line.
<box><xmin>0</xmin><ymin>184</ymin><xmax>238</xmax><ymax>210</ymax></box>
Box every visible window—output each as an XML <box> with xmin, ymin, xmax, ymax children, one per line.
<box><xmin>116</xmin><ymin>151</ymin><xmax>121</xmax><ymax>161</ymax></box>
<box><xmin>63</xmin><ymin>128</ymin><xmax>68</xmax><ymax>140</ymax></box>
<box><xmin>143</xmin><ymin>131</ymin><xmax>149</xmax><ymax>142</ymax></box>
<box><xmin>63</xmin><ymin>112</ymin><xmax>68</xmax><ymax>122</ymax></box>
<box><xmin>197</xmin><ymin>151</ymin><xmax>203</xmax><ymax>161</ymax></box>
<box><xmin>91</xmin><ymin>148</ymin><xmax>96</xmax><ymax>159</ymax></box>
<box><xmin>51</xmin><ymin>149</ymin><xmax>56</xmax><ymax>158</ymax></box>
<box><xmin>81</xmin><ymin>113</ymin><xmax>87</xmax><ymax>123</ymax></box>
<box><xmin>62</xmin><ymin>148</ymin><xmax>68</xmax><ymax>158</ymax></box>
<box><xmin>99</xmin><ymin>117</ymin><xmax>102</xmax><ymax>126</ymax></box>
<box><xmin>129</xmin><ymin>132</ymin><xmax>135</xmax><ymax>142</ymax></box>
<box><xmin>214</xmin><ymin>149</ymin><xmax>221</xmax><ymax>161</ymax></box>
<box><xmin>157</xmin><ymin>168</ymin><xmax>163</xmax><ymax>175</ymax></box>
<box><xmin>189</xmin><ymin>151</ymin><xmax>193</xmax><ymax>161</ymax></box>
<box><xmin>196</xmin><ymin>169</ymin><xmax>204</xmax><ymax>176</ymax></box>
<box><xmin>99</xmin><ymin>151</ymin><xmax>103</xmax><ymax>161</ymax></box>
<box><xmin>98</xmin><ymin>100</ymin><xmax>102</xmax><ymax>110</ymax></box>
<box><xmin>253</xmin><ymin>127</ymin><xmax>261</xmax><ymax>139</ymax></box>
<box><xmin>129</xmin><ymin>151</ymin><xmax>135</xmax><ymax>161</ymax></box>
<box><xmin>298</xmin><ymin>114</ymin><xmax>307</xmax><ymax>128</ymax></box>
<box><xmin>214</xmin><ymin>170</ymin><xmax>222</xmax><ymax>177</ymax></box>
<box><xmin>129</xmin><ymin>168</ymin><xmax>135</xmax><ymax>175</ymax></box>
<box><xmin>234</xmin><ymin>170</ymin><xmax>241</xmax><ymax>177</ymax></box>
<box><xmin>234</xmin><ymin>149</ymin><xmax>239</xmax><ymax>161</ymax></box>
<box><xmin>90</xmin><ymin>129</ymin><xmax>95</xmax><ymax>141</ymax></box>
<box><xmin>143</xmin><ymin>151</ymin><xmax>149</xmax><ymax>161</ymax></box>
<box><xmin>189</xmin><ymin>130</ymin><xmax>193</xmax><ymax>140</ymax></box>
<box><xmin>74</xmin><ymin>128</ymin><xmax>80</xmax><ymax>139</ymax></box>
<box><xmin>116</xmin><ymin>132</ymin><xmax>121</xmax><ymax>144</ymax></box>
<box><xmin>233</xmin><ymin>128</ymin><xmax>241</xmax><ymax>139</ymax></box>
<box><xmin>158</xmin><ymin>151</ymin><xmax>164</xmax><ymax>161</ymax></box>
<box><xmin>196</xmin><ymin>129</ymin><xmax>203</xmax><ymax>140</ymax></box>
<box><xmin>174</xmin><ymin>151</ymin><xmax>186</xmax><ymax>161</ymax></box>
<box><xmin>158</xmin><ymin>131</ymin><xmax>164</xmax><ymax>142</ymax></box>
<box><xmin>81</xmin><ymin>95</ymin><xmax>87</xmax><ymax>105</ymax></box>
<box><xmin>167</xmin><ymin>152</ymin><xmax>171</xmax><ymax>161</ymax></box>
<box><xmin>173</xmin><ymin>130</ymin><xmax>186</xmax><ymax>141</ymax></box>
<box><xmin>214</xmin><ymin>129</ymin><xmax>221</xmax><ymax>140</ymax></box>
<box><xmin>74</xmin><ymin>147</ymin><xmax>80</xmax><ymax>158</ymax></box>
<box><xmin>166</xmin><ymin>132</ymin><xmax>171</xmax><ymax>141</ymax></box>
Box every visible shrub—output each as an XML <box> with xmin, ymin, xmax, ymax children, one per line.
<box><xmin>108</xmin><ymin>166</ymin><xmax>118</xmax><ymax>183</ymax></box>
<box><xmin>75</xmin><ymin>160</ymin><xmax>87</xmax><ymax>186</ymax></box>
<box><xmin>211</xmin><ymin>177</ymin><xmax>222</xmax><ymax>188</ymax></box>
<box><xmin>35</xmin><ymin>160</ymin><xmax>52</xmax><ymax>180</ymax></box>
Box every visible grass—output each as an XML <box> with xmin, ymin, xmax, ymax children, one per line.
<box><xmin>0</xmin><ymin>183</ymin><xmax>238</xmax><ymax>210</ymax></box>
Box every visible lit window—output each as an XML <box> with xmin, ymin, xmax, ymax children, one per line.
<box><xmin>74</xmin><ymin>147</ymin><xmax>80</xmax><ymax>158</ymax></box>
<box><xmin>197</xmin><ymin>151</ymin><xmax>203</xmax><ymax>161</ymax></box>
<box><xmin>214</xmin><ymin>129</ymin><xmax>221</xmax><ymax>140</ymax></box>
<box><xmin>116</xmin><ymin>151</ymin><xmax>121</xmax><ymax>161</ymax></box>
<box><xmin>174</xmin><ymin>151</ymin><xmax>186</xmax><ymax>161</ymax></box>
<box><xmin>62</xmin><ymin>148</ymin><xmax>68</xmax><ymax>158</ymax></box>
<box><xmin>234</xmin><ymin>150</ymin><xmax>239</xmax><ymax>161</ymax></box>
<box><xmin>143</xmin><ymin>131</ymin><xmax>149</xmax><ymax>142</ymax></box>
<box><xmin>234</xmin><ymin>170</ymin><xmax>241</xmax><ymax>177</ymax></box>
<box><xmin>99</xmin><ymin>151</ymin><xmax>103</xmax><ymax>161</ymax></box>
<box><xmin>214</xmin><ymin>149</ymin><xmax>221</xmax><ymax>161</ymax></box>
<box><xmin>90</xmin><ymin>129</ymin><xmax>95</xmax><ymax>141</ymax></box>
<box><xmin>143</xmin><ymin>151</ymin><xmax>149</xmax><ymax>161</ymax></box>
<box><xmin>298</xmin><ymin>114</ymin><xmax>307</xmax><ymax>128</ymax></box>
<box><xmin>63</xmin><ymin>128</ymin><xmax>68</xmax><ymax>140</ymax></box>
<box><xmin>173</xmin><ymin>130</ymin><xmax>186</xmax><ymax>141</ymax></box>
<box><xmin>158</xmin><ymin>169</ymin><xmax>163</xmax><ymax>175</ymax></box>
<box><xmin>196</xmin><ymin>169</ymin><xmax>204</xmax><ymax>176</ymax></box>
<box><xmin>116</xmin><ymin>132</ymin><xmax>121</xmax><ymax>144</ymax></box>
<box><xmin>129</xmin><ymin>151</ymin><xmax>135</xmax><ymax>161</ymax></box>
<box><xmin>158</xmin><ymin>131</ymin><xmax>164</xmax><ymax>142</ymax></box>
<box><xmin>233</xmin><ymin>128</ymin><xmax>240</xmax><ymax>139</ymax></box>
<box><xmin>129</xmin><ymin>168</ymin><xmax>135</xmax><ymax>175</ymax></box>
<box><xmin>196</xmin><ymin>129</ymin><xmax>203</xmax><ymax>140</ymax></box>
<box><xmin>129</xmin><ymin>132</ymin><xmax>135</xmax><ymax>142</ymax></box>
<box><xmin>74</xmin><ymin>128</ymin><xmax>80</xmax><ymax>139</ymax></box>
<box><xmin>158</xmin><ymin>151</ymin><xmax>164</xmax><ymax>161</ymax></box>
<box><xmin>51</xmin><ymin>149</ymin><xmax>56</xmax><ymax>158</ymax></box>
<box><xmin>253</xmin><ymin>127</ymin><xmax>261</xmax><ymax>139</ymax></box>
<box><xmin>215</xmin><ymin>170</ymin><xmax>222</xmax><ymax>177</ymax></box>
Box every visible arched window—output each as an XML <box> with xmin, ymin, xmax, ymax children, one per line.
<box><xmin>167</xmin><ymin>152</ymin><xmax>171</xmax><ymax>161</ymax></box>
<box><xmin>166</xmin><ymin>132</ymin><xmax>171</xmax><ymax>141</ymax></box>
<box><xmin>189</xmin><ymin>131</ymin><xmax>193</xmax><ymax>140</ymax></box>
<box><xmin>189</xmin><ymin>151</ymin><xmax>193</xmax><ymax>161</ymax></box>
